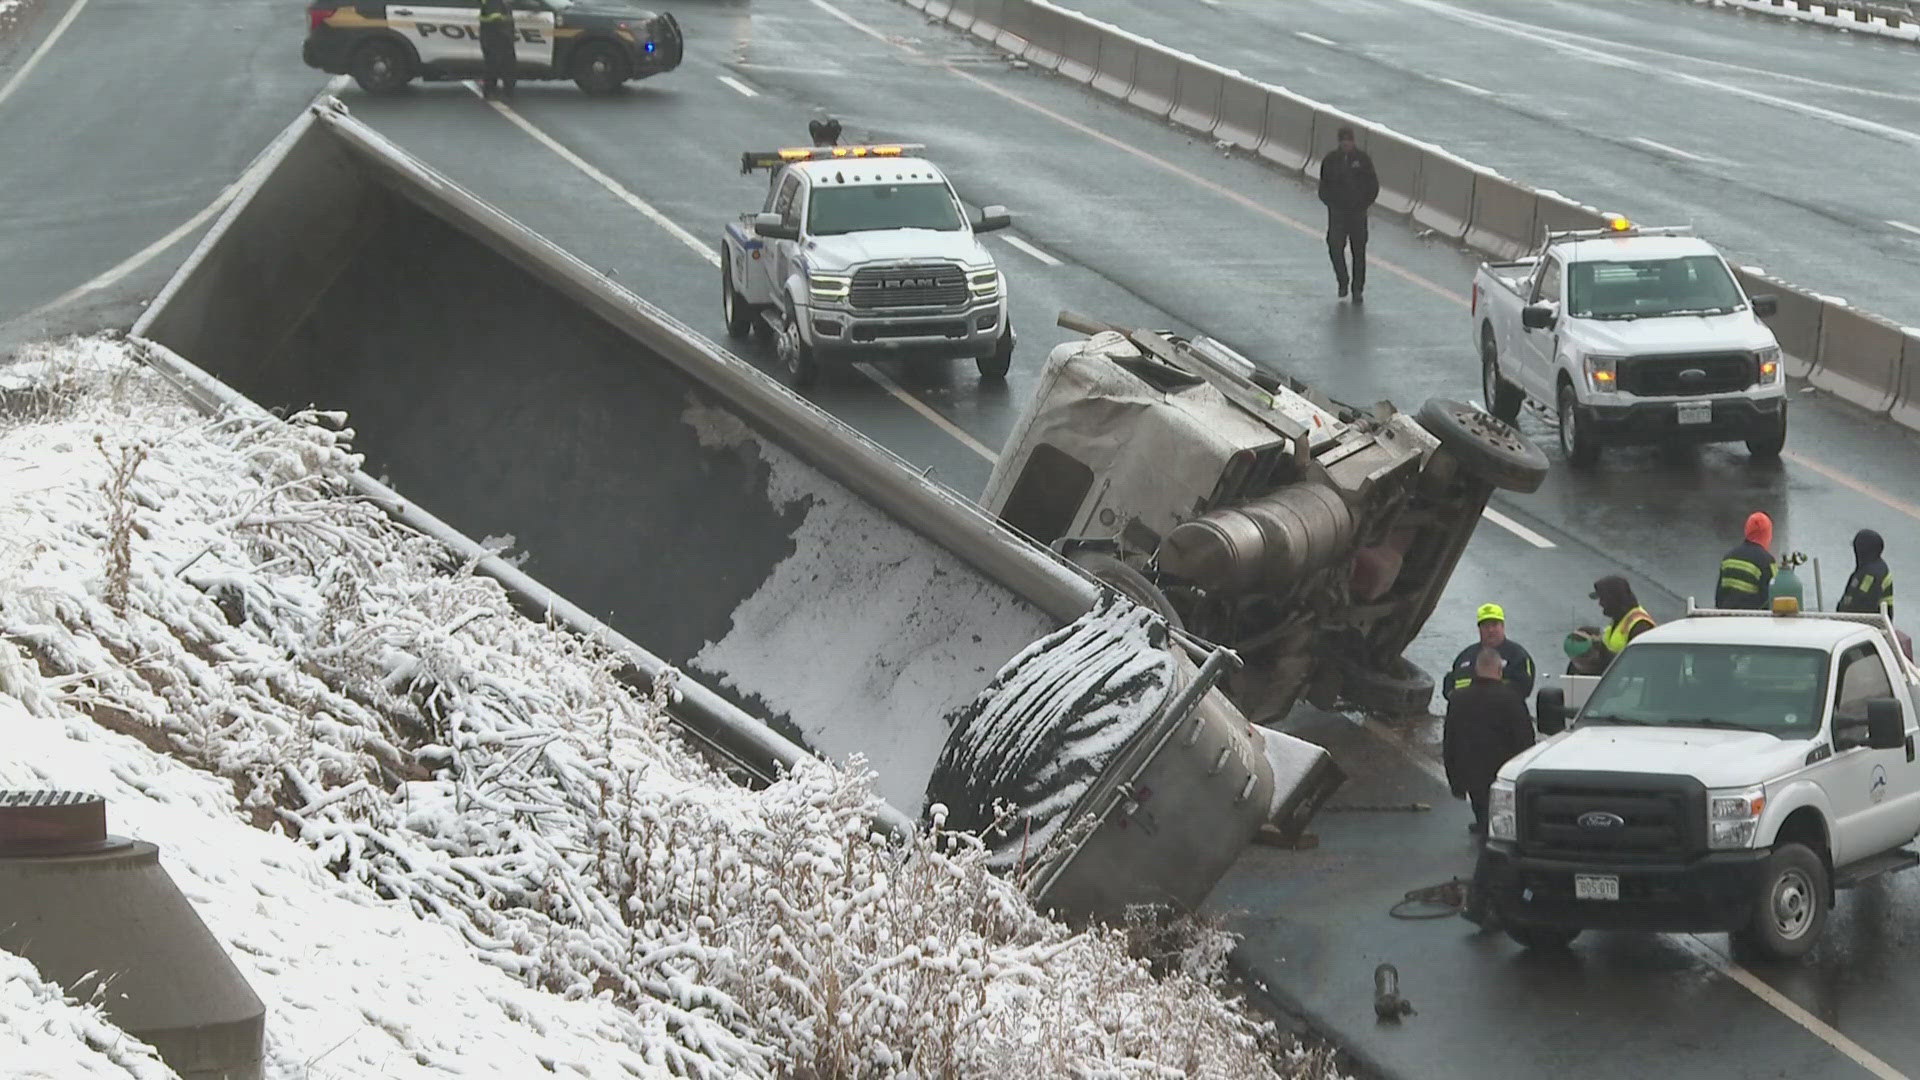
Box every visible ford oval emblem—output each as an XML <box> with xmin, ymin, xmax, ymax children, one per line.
<box><xmin>1680</xmin><ymin>368</ymin><xmax>1707</xmax><ymax>382</ymax></box>
<box><xmin>1578</xmin><ymin>811</ymin><xmax>1626</xmax><ymax>830</ymax></box>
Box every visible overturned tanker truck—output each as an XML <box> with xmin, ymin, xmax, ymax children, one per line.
<box><xmin>982</xmin><ymin>314</ymin><xmax>1551</xmax><ymax>724</ymax></box>
<box><xmin>126</xmin><ymin>98</ymin><xmax>1336</xmax><ymax>923</ymax></box>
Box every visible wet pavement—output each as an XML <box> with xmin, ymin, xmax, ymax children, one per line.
<box><xmin>11</xmin><ymin>0</ymin><xmax>1920</xmax><ymax>1073</ymax></box>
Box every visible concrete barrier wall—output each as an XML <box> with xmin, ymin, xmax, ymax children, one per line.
<box><xmin>971</xmin><ymin>0</ymin><xmax>1008</xmax><ymax>37</ymax></box>
<box><xmin>945</xmin><ymin>0</ymin><xmax>980</xmax><ymax>32</ymax></box>
<box><xmin>1463</xmin><ymin>173</ymin><xmax>1540</xmax><ymax>260</ymax></box>
<box><xmin>1360</xmin><ymin>126</ymin><xmax>1424</xmax><ymax>217</ymax></box>
<box><xmin>1169</xmin><ymin>57</ymin><xmax>1227</xmax><ymax>135</ymax></box>
<box><xmin>1090</xmin><ymin>25</ymin><xmax>1137</xmax><ymax>98</ymax></box>
<box><xmin>1890</xmin><ymin>331</ymin><xmax>1920</xmax><ymax>429</ymax></box>
<box><xmin>1212</xmin><ymin>74</ymin><xmax>1268</xmax><ymax>154</ymax></box>
<box><xmin>1257</xmin><ymin>88</ymin><xmax>1315</xmax><ymax>172</ymax></box>
<box><xmin>992</xmin><ymin>0</ymin><xmax>1035</xmax><ymax>58</ymax></box>
<box><xmin>1811</xmin><ymin>304</ymin><xmax>1903</xmax><ymax>414</ymax></box>
<box><xmin>1413</xmin><ymin>154</ymin><xmax>1479</xmax><ymax>242</ymax></box>
<box><xmin>1534</xmin><ymin>192</ymin><xmax>1608</xmax><ymax>236</ymax></box>
<box><xmin>1056</xmin><ymin>14</ymin><xmax>1103</xmax><ymax>82</ymax></box>
<box><xmin>1733</xmin><ymin>268</ymin><xmax>1825</xmax><ymax>379</ymax></box>
<box><xmin>1126</xmin><ymin>36</ymin><xmax>1180</xmax><ymax>118</ymax></box>
<box><xmin>1019</xmin><ymin>5</ymin><xmax>1074</xmax><ymax>70</ymax></box>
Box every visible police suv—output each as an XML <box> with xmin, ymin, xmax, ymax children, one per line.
<box><xmin>721</xmin><ymin>144</ymin><xmax>1014</xmax><ymax>388</ymax></box>
<box><xmin>304</xmin><ymin>0</ymin><xmax>682</xmax><ymax>94</ymax></box>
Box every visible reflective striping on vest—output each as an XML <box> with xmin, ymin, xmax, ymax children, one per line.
<box><xmin>1604</xmin><ymin>608</ymin><xmax>1654</xmax><ymax>654</ymax></box>
<box><xmin>1719</xmin><ymin>557</ymin><xmax>1764</xmax><ymax>593</ymax></box>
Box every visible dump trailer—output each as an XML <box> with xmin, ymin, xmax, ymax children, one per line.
<box><xmin>982</xmin><ymin>315</ymin><xmax>1551</xmax><ymax>724</ymax></box>
<box><xmin>127</xmin><ymin>99</ymin><xmax>1338</xmax><ymax>922</ymax></box>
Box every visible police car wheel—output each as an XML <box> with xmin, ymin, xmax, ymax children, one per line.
<box><xmin>1417</xmin><ymin>397</ymin><xmax>1550</xmax><ymax>494</ymax></box>
<box><xmin>721</xmin><ymin>250</ymin><xmax>754</xmax><ymax>339</ymax></box>
<box><xmin>350</xmin><ymin>40</ymin><xmax>414</xmax><ymax>94</ymax></box>
<box><xmin>572</xmin><ymin>43</ymin><xmax>627</xmax><ymax>95</ymax></box>
<box><xmin>779</xmin><ymin>312</ymin><xmax>818</xmax><ymax>388</ymax></box>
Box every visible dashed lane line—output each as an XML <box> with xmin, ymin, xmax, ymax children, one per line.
<box><xmin>1888</xmin><ymin>220</ymin><xmax>1920</xmax><ymax>239</ymax></box>
<box><xmin>1293</xmin><ymin>30</ymin><xmax>1337</xmax><ymax>47</ymax></box>
<box><xmin>0</xmin><ymin>0</ymin><xmax>94</xmax><ymax>112</ymax></box>
<box><xmin>466</xmin><ymin>82</ymin><xmax>996</xmax><ymax>463</ymax></box>
<box><xmin>1002</xmin><ymin>235</ymin><xmax>1062</xmax><ymax>266</ymax></box>
<box><xmin>1437</xmin><ymin>77</ymin><xmax>1493</xmax><ymax>97</ymax></box>
<box><xmin>1482</xmin><ymin>506</ymin><xmax>1554</xmax><ymax>549</ymax></box>
<box><xmin>1631</xmin><ymin>136</ymin><xmax>1721</xmax><ymax>165</ymax></box>
<box><xmin>716</xmin><ymin>75</ymin><xmax>759</xmax><ymax>98</ymax></box>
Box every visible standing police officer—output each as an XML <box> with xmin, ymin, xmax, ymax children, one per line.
<box><xmin>478</xmin><ymin>0</ymin><xmax>516</xmax><ymax>97</ymax></box>
<box><xmin>1443</xmin><ymin>602</ymin><xmax>1535</xmax><ymax>705</ymax></box>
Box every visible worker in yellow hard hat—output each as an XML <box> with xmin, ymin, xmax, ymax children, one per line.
<box><xmin>1442</xmin><ymin>602</ymin><xmax>1536</xmax><ymax>706</ymax></box>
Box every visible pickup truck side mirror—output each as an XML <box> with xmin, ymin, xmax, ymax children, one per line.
<box><xmin>1536</xmin><ymin>688</ymin><xmax>1566</xmax><ymax>736</ymax></box>
<box><xmin>1521</xmin><ymin>303</ymin><xmax>1557</xmax><ymax>331</ymax></box>
<box><xmin>753</xmin><ymin>212</ymin><xmax>799</xmax><ymax>242</ymax></box>
<box><xmin>1868</xmin><ymin>697</ymin><xmax>1905</xmax><ymax>750</ymax></box>
<box><xmin>1750</xmin><ymin>293</ymin><xmax>1779</xmax><ymax>319</ymax></box>
<box><xmin>975</xmin><ymin>205</ymin><xmax>1011</xmax><ymax>233</ymax></box>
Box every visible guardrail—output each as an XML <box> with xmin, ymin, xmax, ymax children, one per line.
<box><xmin>1695</xmin><ymin>0</ymin><xmax>1920</xmax><ymax>40</ymax></box>
<box><xmin>896</xmin><ymin>0</ymin><xmax>1920</xmax><ymax>432</ymax></box>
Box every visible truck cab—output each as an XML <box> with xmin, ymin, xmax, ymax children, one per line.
<box><xmin>1472</xmin><ymin>220</ymin><xmax>1786</xmax><ymax>467</ymax></box>
<box><xmin>720</xmin><ymin>144</ymin><xmax>1013</xmax><ymax>388</ymax></box>
<box><xmin>1481</xmin><ymin>606</ymin><xmax>1920</xmax><ymax>959</ymax></box>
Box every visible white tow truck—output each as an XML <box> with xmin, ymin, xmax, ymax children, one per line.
<box><xmin>1472</xmin><ymin>219</ymin><xmax>1787</xmax><ymax>467</ymax></box>
<box><xmin>1480</xmin><ymin>602</ymin><xmax>1920</xmax><ymax>959</ymax></box>
<box><xmin>720</xmin><ymin>143</ymin><xmax>1014</xmax><ymax>388</ymax></box>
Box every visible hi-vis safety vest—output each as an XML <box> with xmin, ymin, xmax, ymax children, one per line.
<box><xmin>1604</xmin><ymin>607</ymin><xmax>1655</xmax><ymax>654</ymax></box>
<box><xmin>479</xmin><ymin>0</ymin><xmax>510</xmax><ymax>24</ymax></box>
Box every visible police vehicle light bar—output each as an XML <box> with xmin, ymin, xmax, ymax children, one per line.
<box><xmin>739</xmin><ymin>144</ymin><xmax>925</xmax><ymax>173</ymax></box>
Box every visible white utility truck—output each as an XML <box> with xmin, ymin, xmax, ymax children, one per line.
<box><xmin>720</xmin><ymin>143</ymin><xmax>1014</xmax><ymax>388</ymax></box>
<box><xmin>1472</xmin><ymin>219</ymin><xmax>1786</xmax><ymax>466</ymax></box>
<box><xmin>1480</xmin><ymin>603</ymin><xmax>1920</xmax><ymax>959</ymax></box>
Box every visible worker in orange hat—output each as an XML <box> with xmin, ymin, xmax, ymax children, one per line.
<box><xmin>1715</xmin><ymin>511</ymin><xmax>1776</xmax><ymax>610</ymax></box>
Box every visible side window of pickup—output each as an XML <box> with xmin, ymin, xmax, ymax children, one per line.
<box><xmin>1834</xmin><ymin>643</ymin><xmax>1895</xmax><ymax>724</ymax></box>
<box><xmin>1532</xmin><ymin>258</ymin><xmax>1563</xmax><ymax>306</ymax></box>
<box><xmin>777</xmin><ymin>175</ymin><xmax>804</xmax><ymax>233</ymax></box>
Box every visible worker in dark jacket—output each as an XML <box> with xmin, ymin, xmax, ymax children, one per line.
<box><xmin>1443</xmin><ymin>602</ymin><xmax>1535</xmax><ymax>705</ymax></box>
<box><xmin>1592</xmin><ymin>575</ymin><xmax>1655</xmax><ymax>664</ymax></box>
<box><xmin>1317</xmin><ymin>126</ymin><xmax>1379</xmax><ymax>303</ymax></box>
<box><xmin>1445</xmin><ymin>649</ymin><xmax>1535</xmax><ymax>836</ymax></box>
<box><xmin>1715</xmin><ymin>511</ymin><xmax>1775</xmax><ymax>610</ymax></box>
<box><xmin>1838</xmin><ymin>528</ymin><xmax>1895</xmax><ymax>617</ymax></box>
<box><xmin>478</xmin><ymin>0</ymin><xmax>516</xmax><ymax>97</ymax></box>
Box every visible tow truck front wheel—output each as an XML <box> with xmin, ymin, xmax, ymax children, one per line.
<box><xmin>1733</xmin><ymin>842</ymin><xmax>1827</xmax><ymax>960</ymax></box>
<box><xmin>778</xmin><ymin>311</ymin><xmax>819</xmax><ymax>389</ymax></box>
<box><xmin>721</xmin><ymin>249</ymin><xmax>753</xmax><ymax>339</ymax></box>
<box><xmin>1416</xmin><ymin>398</ymin><xmax>1550</xmax><ymax>494</ymax></box>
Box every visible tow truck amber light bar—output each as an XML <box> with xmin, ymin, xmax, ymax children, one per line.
<box><xmin>739</xmin><ymin>144</ymin><xmax>926</xmax><ymax>173</ymax></box>
<box><xmin>1544</xmin><ymin>222</ymin><xmax>1695</xmax><ymax>245</ymax></box>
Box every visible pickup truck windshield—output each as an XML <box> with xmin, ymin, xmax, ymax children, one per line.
<box><xmin>808</xmin><ymin>183</ymin><xmax>964</xmax><ymax>236</ymax></box>
<box><xmin>1567</xmin><ymin>256</ymin><xmax>1743</xmax><ymax>320</ymax></box>
<box><xmin>1581</xmin><ymin>644</ymin><xmax>1828</xmax><ymax>736</ymax></box>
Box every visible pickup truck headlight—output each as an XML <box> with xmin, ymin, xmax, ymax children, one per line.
<box><xmin>1584</xmin><ymin>354</ymin><xmax>1624</xmax><ymax>392</ymax></box>
<box><xmin>1753</xmin><ymin>346</ymin><xmax>1782</xmax><ymax>384</ymax></box>
<box><xmin>807</xmin><ymin>273</ymin><xmax>851</xmax><ymax>303</ymax></box>
<box><xmin>1708</xmin><ymin>785</ymin><xmax>1766</xmax><ymax>850</ymax></box>
<box><xmin>968</xmin><ymin>269</ymin><xmax>1002</xmax><ymax>299</ymax></box>
<box><xmin>1488</xmin><ymin>780</ymin><xmax>1517</xmax><ymax>841</ymax></box>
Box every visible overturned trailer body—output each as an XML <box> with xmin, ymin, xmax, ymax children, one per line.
<box><xmin>127</xmin><ymin>100</ymin><xmax>1337</xmax><ymax>922</ymax></box>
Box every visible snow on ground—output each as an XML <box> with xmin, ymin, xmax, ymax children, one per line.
<box><xmin>0</xmin><ymin>948</ymin><xmax>176</xmax><ymax>1080</ymax></box>
<box><xmin>0</xmin><ymin>337</ymin><xmax>1345</xmax><ymax>1079</ymax></box>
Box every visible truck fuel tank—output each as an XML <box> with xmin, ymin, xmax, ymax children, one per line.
<box><xmin>1159</xmin><ymin>483</ymin><xmax>1356</xmax><ymax>595</ymax></box>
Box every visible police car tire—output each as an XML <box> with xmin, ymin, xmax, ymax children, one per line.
<box><xmin>1417</xmin><ymin>397</ymin><xmax>1550</xmax><ymax>494</ymax></box>
<box><xmin>572</xmin><ymin>42</ymin><xmax>627</xmax><ymax>95</ymax></box>
<box><xmin>350</xmin><ymin>39</ymin><xmax>414</xmax><ymax>94</ymax></box>
<box><xmin>721</xmin><ymin>249</ymin><xmax>754</xmax><ymax>339</ymax></box>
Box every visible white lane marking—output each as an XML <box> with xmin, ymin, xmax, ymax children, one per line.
<box><xmin>1888</xmin><ymin>220</ymin><xmax>1920</xmax><ymax>238</ymax></box>
<box><xmin>1631</xmin><ymin>137</ymin><xmax>1719</xmax><ymax>164</ymax></box>
<box><xmin>1672</xmin><ymin>936</ymin><xmax>1909</xmax><ymax>1080</ymax></box>
<box><xmin>853</xmin><ymin>362</ymin><xmax>998</xmax><ymax>462</ymax></box>
<box><xmin>716</xmin><ymin>75</ymin><xmax>759</xmax><ymax>98</ymax></box>
<box><xmin>469</xmin><ymin>83</ymin><xmax>999</xmax><ymax>461</ymax></box>
<box><xmin>0</xmin><ymin>0</ymin><xmax>94</xmax><ymax>112</ymax></box>
<box><xmin>1002</xmin><ymin>235</ymin><xmax>1062</xmax><ymax>266</ymax></box>
<box><xmin>1397</xmin><ymin>0</ymin><xmax>1920</xmax><ymax>148</ymax></box>
<box><xmin>1294</xmin><ymin>30</ymin><xmax>1337</xmax><ymax>46</ymax></box>
<box><xmin>1481</xmin><ymin>506</ymin><xmax>1555</xmax><ymax>549</ymax></box>
<box><xmin>1437</xmin><ymin>76</ymin><xmax>1494</xmax><ymax>97</ymax></box>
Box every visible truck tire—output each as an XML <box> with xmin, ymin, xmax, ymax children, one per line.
<box><xmin>1746</xmin><ymin>405</ymin><xmax>1788</xmax><ymax>460</ymax></box>
<box><xmin>1065</xmin><ymin>551</ymin><xmax>1183</xmax><ymax>629</ymax></box>
<box><xmin>778</xmin><ymin>310</ymin><xmax>819</xmax><ymax>389</ymax></box>
<box><xmin>1732</xmin><ymin>842</ymin><xmax>1827</xmax><ymax>960</ymax></box>
<box><xmin>977</xmin><ymin>331</ymin><xmax>1013</xmax><ymax>380</ymax></box>
<box><xmin>1506</xmin><ymin>924</ymin><xmax>1581</xmax><ymax>951</ymax></box>
<box><xmin>351</xmin><ymin>39</ymin><xmax>415</xmax><ymax>94</ymax></box>
<box><xmin>1337</xmin><ymin>655</ymin><xmax>1433</xmax><ymax>716</ymax></box>
<box><xmin>1416</xmin><ymin>398</ymin><xmax>1550</xmax><ymax>494</ymax></box>
<box><xmin>1481</xmin><ymin>325</ymin><xmax>1522</xmax><ymax>423</ymax></box>
<box><xmin>572</xmin><ymin>42</ymin><xmax>628</xmax><ymax>95</ymax></box>
<box><xmin>1557</xmin><ymin>382</ymin><xmax>1601</xmax><ymax>469</ymax></box>
<box><xmin>721</xmin><ymin>248</ymin><xmax>754</xmax><ymax>339</ymax></box>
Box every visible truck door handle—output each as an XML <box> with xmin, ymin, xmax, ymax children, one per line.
<box><xmin>393</xmin><ymin>7</ymin><xmax>413</xmax><ymax>13</ymax></box>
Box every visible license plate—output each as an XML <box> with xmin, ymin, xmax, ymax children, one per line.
<box><xmin>1575</xmin><ymin>873</ymin><xmax>1620</xmax><ymax>901</ymax></box>
<box><xmin>1677</xmin><ymin>401</ymin><xmax>1712</xmax><ymax>425</ymax></box>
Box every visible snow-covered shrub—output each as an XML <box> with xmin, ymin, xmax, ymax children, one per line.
<box><xmin>0</xmin><ymin>336</ymin><xmax>1347</xmax><ymax>1079</ymax></box>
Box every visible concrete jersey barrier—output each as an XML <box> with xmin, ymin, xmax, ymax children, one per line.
<box><xmin>1463</xmin><ymin>172</ymin><xmax>1540</xmax><ymax>261</ymax></box>
<box><xmin>1257</xmin><ymin>87</ymin><xmax>1316</xmax><ymax>173</ymax></box>
<box><xmin>1734</xmin><ymin>268</ymin><xmax>1824</xmax><ymax>379</ymax></box>
<box><xmin>1890</xmin><ymin>331</ymin><xmax>1920</xmax><ymax>429</ymax></box>
<box><xmin>1812</xmin><ymin>303</ymin><xmax>1904</xmax><ymax>414</ymax></box>
<box><xmin>1212</xmin><ymin>73</ymin><xmax>1269</xmax><ymax>154</ymax></box>
<box><xmin>1357</xmin><ymin>125</ymin><xmax>1425</xmax><ymax>217</ymax></box>
<box><xmin>1168</xmin><ymin>56</ymin><xmax>1228</xmax><ymax>135</ymax></box>
<box><xmin>1412</xmin><ymin>152</ymin><xmax>1479</xmax><ymax>241</ymax></box>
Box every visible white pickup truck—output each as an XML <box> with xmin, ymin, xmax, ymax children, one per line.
<box><xmin>1479</xmin><ymin>604</ymin><xmax>1920</xmax><ymax>959</ymax></box>
<box><xmin>720</xmin><ymin>143</ymin><xmax>1014</xmax><ymax>388</ymax></box>
<box><xmin>1472</xmin><ymin>221</ymin><xmax>1786</xmax><ymax>467</ymax></box>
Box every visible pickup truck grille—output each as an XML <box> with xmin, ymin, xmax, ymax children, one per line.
<box><xmin>851</xmin><ymin>264</ymin><xmax>969</xmax><ymax>310</ymax></box>
<box><xmin>1616</xmin><ymin>352</ymin><xmax>1755</xmax><ymax>397</ymax></box>
<box><xmin>1517</xmin><ymin>771</ymin><xmax>1704</xmax><ymax>862</ymax></box>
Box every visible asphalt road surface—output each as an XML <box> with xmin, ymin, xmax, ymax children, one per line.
<box><xmin>11</xmin><ymin>0</ymin><xmax>1920</xmax><ymax>1075</ymax></box>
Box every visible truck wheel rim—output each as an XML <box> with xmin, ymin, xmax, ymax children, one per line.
<box><xmin>779</xmin><ymin>320</ymin><xmax>801</xmax><ymax>374</ymax></box>
<box><xmin>1771</xmin><ymin>868</ymin><xmax>1815</xmax><ymax>939</ymax></box>
<box><xmin>1559</xmin><ymin>397</ymin><xmax>1577</xmax><ymax>454</ymax></box>
<box><xmin>722</xmin><ymin>270</ymin><xmax>735</xmax><ymax>322</ymax></box>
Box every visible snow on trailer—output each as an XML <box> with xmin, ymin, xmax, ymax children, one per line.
<box><xmin>126</xmin><ymin>100</ymin><xmax>1335</xmax><ymax>921</ymax></box>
